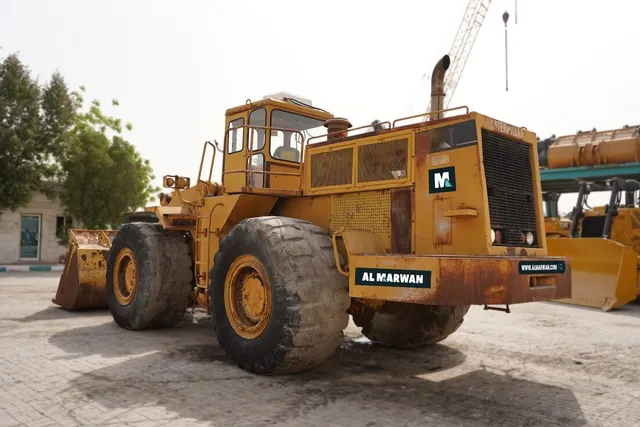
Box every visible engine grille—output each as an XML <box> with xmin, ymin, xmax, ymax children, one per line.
<box><xmin>481</xmin><ymin>129</ymin><xmax>539</xmax><ymax>247</ymax></box>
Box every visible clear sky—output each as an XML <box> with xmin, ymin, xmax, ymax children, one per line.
<box><xmin>1</xmin><ymin>0</ymin><xmax>638</xmax><ymax>214</ymax></box>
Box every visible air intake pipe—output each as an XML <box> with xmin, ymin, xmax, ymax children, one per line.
<box><xmin>430</xmin><ymin>54</ymin><xmax>451</xmax><ymax>120</ymax></box>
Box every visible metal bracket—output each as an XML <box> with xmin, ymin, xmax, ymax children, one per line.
<box><xmin>484</xmin><ymin>304</ymin><xmax>511</xmax><ymax>313</ymax></box>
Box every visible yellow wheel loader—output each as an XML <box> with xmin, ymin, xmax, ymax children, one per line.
<box><xmin>53</xmin><ymin>54</ymin><xmax>571</xmax><ymax>375</ymax></box>
<box><xmin>539</xmin><ymin>124</ymin><xmax>640</xmax><ymax>311</ymax></box>
<box><xmin>545</xmin><ymin>179</ymin><xmax>640</xmax><ymax>311</ymax></box>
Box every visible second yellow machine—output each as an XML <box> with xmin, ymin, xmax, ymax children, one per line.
<box><xmin>54</xmin><ymin>55</ymin><xmax>571</xmax><ymax>375</ymax></box>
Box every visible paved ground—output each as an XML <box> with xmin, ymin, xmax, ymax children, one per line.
<box><xmin>1</xmin><ymin>272</ymin><xmax>639</xmax><ymax>427</ymax></box>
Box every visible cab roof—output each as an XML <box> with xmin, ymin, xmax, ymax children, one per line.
<box><xmin>225</xmin><ymin>97</ymin><xmax>334</xmax><ymax>122</ymax></box>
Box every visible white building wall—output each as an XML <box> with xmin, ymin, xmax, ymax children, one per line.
<box><xmin>0</xmin><ymin>192</ymin><xmax>71</xmax><ymax>264</ymax></box>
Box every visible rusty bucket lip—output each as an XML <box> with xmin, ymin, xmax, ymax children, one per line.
<box><xmin>52</xmin><ymin>229</ymin><xmax>115</xmax><ymax>311</ymax></box>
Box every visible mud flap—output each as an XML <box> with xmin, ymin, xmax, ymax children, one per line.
<box><xmin>547</xmin><ymin>237</ymin><xmax>638</xmax><ymax>311</ymax></box>
<box><xmin>52</xmin><ymin>229</ymin><xmax>117</xmax><ymax>310</ymax></box>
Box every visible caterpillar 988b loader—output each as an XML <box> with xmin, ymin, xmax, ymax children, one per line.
<box><xmin>539</xmin><ymin>124</ymin><xmax>640</xmax><ymax>311</ymax></box>
<box><xmin>53</xmin><ymin>54</ymin><xmax>571</xmax><ymax>375</ymax></box>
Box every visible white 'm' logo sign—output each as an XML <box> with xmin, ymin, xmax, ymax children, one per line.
<box><xmin>434</xmin><ymin>172</ymin><xmax>453</xmax><ymax>189</ymax></box>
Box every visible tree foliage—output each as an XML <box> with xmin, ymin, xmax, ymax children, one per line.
<box><xmin>0</xmin><ymin>51</ymin><xmax>158</xmax><ymax>240</ymax></box>
<box><xmin>59</xmin><ymin>89</ymin><xmax>157</xmax><ymax>230</ymax></box>
<box><xmin>0</xmin><ymin>54</ymin><xmax>50</xmax><ymax>210</ymax></box>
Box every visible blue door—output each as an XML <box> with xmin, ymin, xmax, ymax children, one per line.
<box><xmin>20</xmin><ymin>215</ymin><xmax>40</xmax><ymax>260</ymax></box>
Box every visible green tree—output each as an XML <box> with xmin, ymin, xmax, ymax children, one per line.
<box><xmin>0</xmin><ymin>51</ymin><xmax>158</xmax><ymax>239</ymax></box>
<box><xmin>1</xmin><ymin>53</ymin><xmax>79</xmax><ymax>212</ymax></box>
<box><xmin>58</xmin><ymin>88</ymin><xmax>159</xmax><ymax>234</ymax></box>
<box><xmin>0</xmin><ymin>54</ymin><xmax>46</xmax><ymax>211</ymax></box>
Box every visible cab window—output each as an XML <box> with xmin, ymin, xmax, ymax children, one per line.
<box><xmin>249</xmin><ymin>108</ymin><xmax>266</xmax><ymax>151</ymax></box>
<box><xmin>227</xmin><ymin>118</ymin><xmax>245</xmax><ymax>154</ymax></box>
<box><xmin>270</xmin><ymin>109</ymin><xmax>325</xmax><ymax>163</ymax></box>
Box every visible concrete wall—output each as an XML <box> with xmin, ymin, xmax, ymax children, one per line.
<box><xmin>0</xmin><ymin>192</ymin><xmax>72</xmax><ymax>264</ymax></box>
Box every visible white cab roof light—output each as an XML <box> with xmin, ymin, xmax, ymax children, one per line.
<box><xmin>263</xmin><ymin>91</ymin><xmax>313</xmax><ymax>106</ymax></box>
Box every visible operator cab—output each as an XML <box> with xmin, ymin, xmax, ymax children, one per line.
<box><xmin>222</xmin><ymin>92</ymin><xmax>333</xmax><ymax>195</ymax></box>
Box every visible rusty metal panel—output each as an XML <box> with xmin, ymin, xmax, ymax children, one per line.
<box><xmin>348</xmin><ymin>253</ymin><xmax>571</xmax><ymax>306</ymax></box>
<box><xmin>342</xmin><ymin>229</ymin><xmax>387</xmax><ymax>255</ymax></box>
<box><xmin>357</xmin><ymin>138</ymin><xmax>408</xmax><ymax>183</ymax></box>
<box><xmin>53</xmin><ymin>229</ymin><xmax>115</xmax><ymax>310</ymax></box>
<box><xmin>391</xmin><ymin>188</ymin><xmax>412</xmax><ymax>254</ymax></box>
<box><xmin>310</xmin><ymin>148</ymin><xmax>353</xmax><ymax>188</ymax></box>
<box><xmin>330</xmin><ymin>191</ymin><xmax>391</xmax><ymax>247</ymax></box>
<box><xmin>433</xmin><ymin>198</ymin><xmax>452</xmax><ymax>246</ymax></box>
<box><xmin>415</xmin><ymin>130</ymin><xmax>431</xmax><ymax>155</ymax></box>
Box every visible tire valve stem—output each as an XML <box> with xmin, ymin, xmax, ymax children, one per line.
<box><xmin>484</xmin><ymin>304</ymin><xmax>511</xmax><ymax>313</ymax></box>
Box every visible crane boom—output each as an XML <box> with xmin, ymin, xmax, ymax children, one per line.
<box><xmin>425</xmin><ymin>0</ymin><xmax>492</xmax><ymax>117</ymax></box>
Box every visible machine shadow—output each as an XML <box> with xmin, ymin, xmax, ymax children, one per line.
<box><xmin>9</xmin><ymin>306</ymin><xmax>109</xmax><ymax>323</ymax></box>
<box><xmin>48</xmin><ymin>316</ymin><xmax>215</xmax><ymax>359</ymax></box>
<box><xmin>546</xmin><ymin>300</ymin><xmax>640</xmax><ymax>320</ymax></box>
<box><xmin>57</xmin><ymin>322</ymin><xmax>586</xmax><ymax>426</ymax></box>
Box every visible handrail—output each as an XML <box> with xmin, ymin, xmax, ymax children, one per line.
<box><xmin>331</xmin><ymin>228</ymin><xmax>349</xmax><ymax>277</ymax></box>
<box><xmin>223</xmin><ymin>169</ymin><xmax>300</xmax><ymax>177</ymax></box>
<box><xmin>307</xmin><ymin>121</ymin><xmax>392</xmax><ymax>145</ymax></box>
<box><xmin>392</xmin><ymin>106</ymin><xmax>469</xmax><ymax>127</ymax></box>
<box><xmin>197</xmin><ymin>141</ymin><xmax>216</xmax><ymax>185</ymax></box>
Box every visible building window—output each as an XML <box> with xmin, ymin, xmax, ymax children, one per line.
<box><xmin>56</xmin><ymin>216</ymin><xmax>73</xmax><ymax>238</ymax></box>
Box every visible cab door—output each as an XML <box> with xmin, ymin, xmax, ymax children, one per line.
<box><xmin>223</xmin><ymin>114</ymin><xmax>247</xmax><ymax>192</ymax></box>
<box><xmin>246</xmin><ymin>108</ymin><xmax>267</xmax><ymax>189</ymax></box>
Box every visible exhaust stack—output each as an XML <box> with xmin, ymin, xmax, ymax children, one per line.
<box><xmin>430</xmin><ymin>54</ymin><xmax>451</xmax><ymax>120</ymax></box>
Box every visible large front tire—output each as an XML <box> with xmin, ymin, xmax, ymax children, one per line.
<box><xmin>211</xmin><ymin>216</ymin><xmax>350</xmax><ymax>375</ymax></box>
<box><xmin>352</xmin><ymin>303</ymin><xmax>470</xmax><ymax>348</ymax></box>
<box><xmin>106</xmin><ymin>223</ymin><xmax>194</xmax><ymax>330</ymax></box>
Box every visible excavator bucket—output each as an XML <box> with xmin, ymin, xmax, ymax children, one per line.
<box><xmin>52</xmin><ymin>229</ymin><xmax>117</xmax><ymax>310</ymax></box>
<box><xmin>547</xmin><ymin>237</ymin><xmax>638</xmax><ymax>311</ymax></box>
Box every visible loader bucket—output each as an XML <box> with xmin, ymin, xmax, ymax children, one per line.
<box><xmin>547</xmin><ymin>237</ymin><xmax>638</xmax><ymax>311</ymax></box>
<box><xmin>52</xmin><ymin>229</ymin><xmax>117</xmax><ymax>310</ymax></box>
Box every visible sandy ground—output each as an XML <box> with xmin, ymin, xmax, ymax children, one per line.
<box><xmin>1</xmin><ymin>271</ymin><xmax>639</xmax><ymax>427</ymax></box>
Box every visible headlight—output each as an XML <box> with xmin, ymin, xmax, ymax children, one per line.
<box><xmin>491</xmin><ymin>229</ymin><xmax>496</xmax><ymax>243</ymax></box>
<box><xmin>525</xmin><ymin>231</ymin><xmax>534</xmax><ymax>245</ymax></box>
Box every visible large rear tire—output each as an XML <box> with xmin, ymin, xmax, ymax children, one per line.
<box><xmin>210</xmin><ymin>216</ymin><xmax>350</xmax><ymax>375</ymax></box>
<box><xmin>106</xmin><ymin>223</ymin><xmax>194</xmax><ymax>330</ymax></box>
<box><xmin>352</xmin><ymin>303</ymin><xmax>470</xmax><ymax>348</ymax></box>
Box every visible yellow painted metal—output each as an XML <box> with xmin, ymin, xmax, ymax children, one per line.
<box><xmin>113</xmin><ymin>248</ymin><xmax>137</xmax><ymax>306</ymax></box>
<box><xmin>332</xmin><ymin>227</ymin><xmax>388</xmax><ymax>277</ymax></box>
<box><xmin>329</xmin><ymin>191</ymin><xmax>392</xmax><ymax>250</ymax></box>
<box><xmin>223</xmin><ymin>254</ymin><xmax>272</xmax><ymax>339</ymax></box>
<box><xmin>545</xmin><ymin>205</ymin><xmax>640</xmax><ymax>310</ymax></box>
<box><xmin>547</xmin><ymin>237</ymin><xmax>638</xmax><ymax>311</ymax></box>
<box><xmin>52</xmin><ymin>229</ymin><xmax>117</xmax><ymax>310</ymax></box>
<box><xmin>545</xmin><ymin>217</ymin><xmax>571</xmax><ymax>237</ymax></box>
<box><xmin>274</xmin><ymin>196</ymin><xmax>331</xmax><ymax>232</ymax></box>
<box><xmin>267</xmin><ymin>161</ymin><xmax>301</xmax><ymax>193</ymax></box>
<box><xmin>546</xmin><ymin>124</ymin><xmax>640</xmax><ymax>169</ymax></box>
<box><xmin>304</xmin><ymin>131</ymin><xmax>414</xmax><ymax>196</ymax></box>
<box><xmin>347</xmin><ymin>252</ymin><xmax>571</xmax><ymax>305</ymax></box>
<box><xmin>195</xmin><ymin>194</ymin><xmax>277</xmax><ymax>290</ymax></box>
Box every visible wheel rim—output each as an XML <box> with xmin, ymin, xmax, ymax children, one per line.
<box><xmin>224</xmin><ymin>254</ymin><xmax>272</xmax><ymax>339</ymax></box>
<box><xmin>114</xmin><ymin>248</ymin><xmax>137</xmax><ymax>306</ymax></box>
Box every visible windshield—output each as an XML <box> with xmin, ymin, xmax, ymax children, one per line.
<box><xmin>270</xmin><ymin>109</ymin><xmax>326</xmax><ymax>162</ymax></box>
